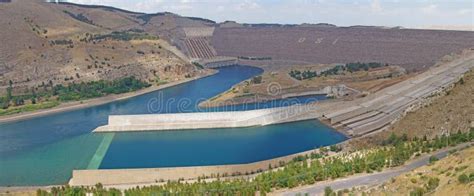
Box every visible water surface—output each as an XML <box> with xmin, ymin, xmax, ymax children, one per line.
<box><xmin>0</xmin><ymin>65</ymin><xmax>345</xmax><ymax>186</ymax></box>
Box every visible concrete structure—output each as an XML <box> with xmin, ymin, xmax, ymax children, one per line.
<box><xmin>95</xmin><ymin>54</ymin><xmax>474</xmax><ymax>136</ymax></box>
<box><xmin>183</xmin><ymin>27</ymin><xmax>217</xmax><ymax>60</ymax></box>
<box><xmin>76</xmin><ymin>53</ymin><xmax>473</xmax><ymax>187</ymax></box>
<box><xmin>70</xmin><ymin>144</ymin><xmax>325</xmax><ymax>186</ymax></box>
<box><xmin>322</xmin><ymin>54</ymin><xmax>474</xmax><ymax>136</ymax></box>
<box><xmin>197</xmin><ymin>56</ymin><xmax>238</xmax><ymax>68</ymax></box>
<box><xmin>94</xmin><ymin>104</ymin><xmax>321</xmax><ymax>132</ymax></box>
<box><xmin>183</xmin><ymin>27</ymin><xmax>215</xmax><ymax>38</ymax></box>
<box><xmin>184</xmin><ymin>37</ymin><xmax>216</xmax><ymax>59</ymax></box>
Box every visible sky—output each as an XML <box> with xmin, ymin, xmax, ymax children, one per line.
<box><xmin>68</xmin><ymin>0</ymin><xmax>473</xmax><ymax>28</ymax></box>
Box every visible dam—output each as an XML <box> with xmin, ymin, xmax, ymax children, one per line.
<box><xmin>95</xmin><ymin>54</ymin><xmax>474</xmax><ymax>136</ymax></box>
<box><xmin>66</xmin><ymin>53</ymin><xmax>474</xmax><ymax>187</ymax></box>
<box><xmin>0</xmin><ymin>65</ymin><xmax>346</xmax><ymax>186</ymax></box>
<box><xmin>94</xmin><ymin>104</ymin><xmax>322</xmax><ymax>132</ymax></box>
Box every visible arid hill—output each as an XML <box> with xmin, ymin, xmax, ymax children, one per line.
<box><xmin>1</xmin><ymin>0</ymin><xmax>473</xmax><ymax>98</ymax></box>
<box><xmin>0</xmin><ymin>0</ymin><xmax>210</xmax><ymax>96</ymax></box>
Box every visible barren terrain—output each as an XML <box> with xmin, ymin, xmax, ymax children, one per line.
<box><xmin>0</xmin><ymin>0</ymin><xmax>205</xmax><ymax>96</ymax></box>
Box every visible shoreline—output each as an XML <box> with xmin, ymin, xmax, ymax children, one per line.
<box><xmin>0</xmin><ymin>123</ymin><xmax>348</xmax><ymax>191</ymax></box>
<box><xmin>68</xmin><ymin>138</ymin><xmax>346</xmax><ymax>187</ymax></box>
<box><xmin>2</xmin><ymin>141</ymin><xmax>471</xmax><ymax>193</ymax></box>
<box><xmin>198</xmin><ymin>90</ymin><xmax>328</xmax><ymax>108</ymax></box>
<box><xmin>0</xmin><ymin>70</ymin><xmax>217</xmax><ymax>124</ymax></box>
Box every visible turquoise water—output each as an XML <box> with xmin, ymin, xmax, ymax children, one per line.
<box><xmin>0</xmin><ymin>65</ymin><xmax>346</xmax><ymax>186</ymax></box>
<box><xmin>100</xmin><ymin>120</ymin><xmax>345</xmax><ymax>169</ymax></box>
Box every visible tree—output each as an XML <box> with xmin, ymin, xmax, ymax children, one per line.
<box><xmin>6</xmin><ymin>86</ymin><xmax>12</xmax><ymax>103</ymax></box>
<box><xmin>426</xmin><ymin>177</ymin><xmax>439</xmax><ymax>191</ymax></box>
<box><xmin>329</xmin><ymin>145</ymin><xmax>342</xmax><ymax>152</ymax></box>
<box><xmin>428</xmin><ymin>156</ymin><xmax>438</xmax><ymax>164</ymax></box>
<box><xmin>324</xmin><ymin>186</ymin><xmax>335</xmax><ymax>196</ymax></box>
<box><xmin>458</xmin><ymin>174</ymin><xmax>469</xmax><ymax>183</ymax></box>
<box><xmin>410</xmin><ymin>187</ymin><xmax>425</xmax><ymax>196</ymax></box>
<box><xmin>251</xmin><ymin>76</ymin><xmax>263</xmax><ymax>84</ymax></box>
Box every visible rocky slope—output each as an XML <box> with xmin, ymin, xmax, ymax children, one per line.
<box><xmin>0</xmin><ymin>0</ymin><xmax>211</xmax><ymax>96</ymax></box>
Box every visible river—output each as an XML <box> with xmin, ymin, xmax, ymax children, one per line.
<box><xmin>0</xmin><ymin>65</ymin><xmax>346</xmax><ymax>186</ymax></box>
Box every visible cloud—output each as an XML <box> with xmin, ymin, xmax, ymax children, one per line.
<box><xmin>421</xmin><ymin>4</ymin><xmax>438</xmax><ymax>14</ymax></box>
<box><xmin>457</xmin><ymin>8</ymin><xmax>472</xmax><ymax>16</ymax></box>
<box><xmin>236</xmin><ymin>0</ymin><xmax>261</xmax><ymax>11</ymax></box>
<box><xmin>370</xmin><ymin>0</ymin><xmax>383</xmax><ymax>13</ymax></box>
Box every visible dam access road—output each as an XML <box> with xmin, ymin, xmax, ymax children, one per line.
<box><xmin>94</xmin><ymin>54</ymin><xmax>474</xmax><ymax>137</ymax></box>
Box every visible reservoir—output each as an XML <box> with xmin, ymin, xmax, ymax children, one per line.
<box><xmin>0</xmin><ymin>65</ymin><xmax>346</xmax><ymax>186</ymax></box>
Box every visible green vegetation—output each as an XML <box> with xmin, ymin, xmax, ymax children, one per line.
<box><xmin>63</xmin><ymin>10</ymin><xmax>95</xmax><ymax>25</ymax></box>
<box><xmin>458</xmin><ymin>173</ymin><xmax>473</xmax><ymax>184</ymax></box>
<box><xmin>0</xmin><ymin>77</ymin><xmax>150</xmax><ymax>116</ymax></box>
<box><xmin>93</xmin><ymin>31</ymin><xmax>159</xmax><ymax>41</ymax></box>
<box><xmin>425</xmin><ymin>177</ymin><xmax>439</xmax><ymax>191</ymax></box>
<box><xmin>50</xmin><ymin>39</ymin><xmax>73</xmax><ymax>45</ymax></box>
<box><xmin>251</xmin><ymin>76</ymin><xmax>263</xmax><ymax>84</ymax></box>
<box><xmin>238</xmin><ymin>56</ymin><xmax>272</xmax><ymax>61</ymax></box>
<box><xmin>53</xmin><ymin>77</ymin><xmax>150</xmax><ymax>101</ymax></box>
<box><xmin>410</xmin><ymin>187</ymin><xmax>425</xmax><ymax>196</ymax></box>
<box><xmin>428</xmin><ymin>156</ymin><xmax>439</xmax><ymax>164</ymax></box>
<box><xmin>37</xmin><ymin>184</ymin><xmax>120</xmax><ymax>196</ymax></box>
<box><xmin>324</xmin><ymin>186</ymin><xmax>335</xmax><ymax>196</ymax></box>
<box><xmin>36</xmin><ymin>129</ymin><xmax>474</xmax><ymax>195</ymax></box>
<box><xmin>193</xmin><ymin>62</ymin><xmax>204</xmax><ymax>69</ymax></box>
<box><xmin>0</xmin><ymin>101</ymin><xmax>59</xmax><ymax>116</ymax></box>
<box><xmin>289</xmin><ymin>62</ymin><xmax>386</xmax><ymax>80</ymax></box>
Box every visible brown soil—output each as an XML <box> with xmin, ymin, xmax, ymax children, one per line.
<box><xmin>357</xmin><ymin>145</ymin><xmax>474</xmax><ymax>195</ymax></box>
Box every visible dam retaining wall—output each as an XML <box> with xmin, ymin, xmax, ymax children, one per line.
<box><xmin>94</xmin><ymin>53</ymin><xmax>474</xmax><ymax>137</ymax></box>
<box><xmin>94</xmin><ymin>104</ymin><xmax>322</xmax><ymax>132</ymax></box>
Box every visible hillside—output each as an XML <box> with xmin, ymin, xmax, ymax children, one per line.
<box><xmin>0</xmin><ymin>0</ymin><xmax>203</xmax><ymax>97</ymax></box>
<box><xmin>347</xmin><ymin>51</ymin><xmax>474</xmax><ymax>149</ymax></box>
<box><xmin>356</xmin><ymin>145</ymin><xmax>474</xmax><ymax>195</ymax></box>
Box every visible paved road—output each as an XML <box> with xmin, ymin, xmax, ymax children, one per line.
<box><xmin>280</xmin><ymin>142</ymin><xmax>472</xmax><ymax>196</ymax></box>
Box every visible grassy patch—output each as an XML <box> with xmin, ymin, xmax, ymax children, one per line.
<box><xmin>0</xmin><ymin>101</ymin><xmax>60</xmax><ymax>116</ymax></box>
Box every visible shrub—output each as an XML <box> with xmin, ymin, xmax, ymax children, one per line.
<box><xmin>410</xmin><ymin>187</ymin><xmax>425</xmax><ymax>196</ymax></box>
<box><xmin>426</xmin><ymin>177</ymin><xmax>439</xmax><ymax>191</ymax></box>
<box><xmin>324</xmin><ymin>186</ymin><xmax>335</xmax><ymax>196</ymax></box>
<box><xmin>428</xmin><ymin>156</ymin><xmax>438</xmax><ymax>164</ymax></box>
<box><xmin>458</xmin><ymin>174</ymin><xmax>469</xmax><ymax>184</ymax></box>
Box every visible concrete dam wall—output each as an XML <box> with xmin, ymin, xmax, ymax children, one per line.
<box><xmin>94</xmin><ymin>104</ymin><xmax>322</xmax><ymax>132</ymax></box>
<box><xmin>94</xmin><ymin>53</ymin><xmax>474</xmax><ymax>135</ymax></box>
<box><xmin>321</xmin><ymin>54</ymin><xmax>474</xmax><ymax>136</ymax></box>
